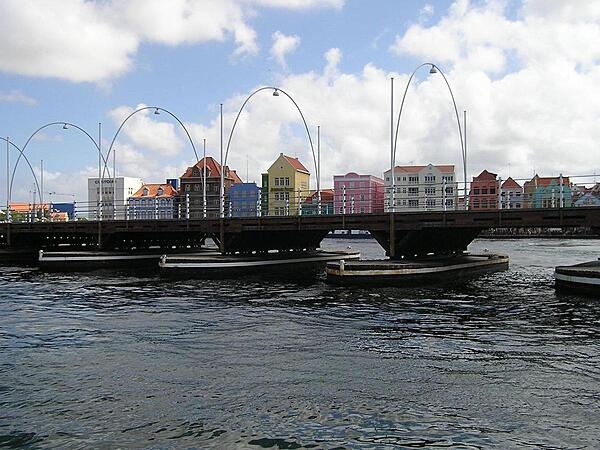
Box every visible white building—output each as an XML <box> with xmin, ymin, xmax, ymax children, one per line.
<box><xmin>87</xmin><ymin>177</ymin><xmax>143</xmax><ymax>219</ymax></box>
<box><xmin>383</xmin><ymin>164</ymin><xmax>458</xmax><ymax>212</ymax></box>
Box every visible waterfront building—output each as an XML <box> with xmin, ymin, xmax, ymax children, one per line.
<box><xmin>333</xmin><ymin>172</ymin><xmax>384</xmax><ymax>214</ymax></box>
<box><xmin>128</xmin><ymin>181</ymin><xmax>179</xmax><ymax>219</ymax></box>
<box><xmin>574</xmin><ymin>192</ymin><xmax>600</xmax><ymax>206</ymax></box>
<box><xmin>302</xmin><ymin>189</ymin><xmax>334</xmax><ymax>215</ymax></box>
<box><xmin>469</xmin><ymin>170</ymin><xmax>499</xmax><ymax>210</ymax></box>
<box><xmin>87</xmin><ymin>176</ymin><xmax>143</xmax><ymax>220</ymax></box>
<box><xmin>228</xmin><ymin>182</ymin><xmax>260</xmax><ymax>217</ymax></box>
<box><xmin>261</xmin><ymin>153</ymin><xmax>310</xmax><ymax>216</ymax></box>
<box><xmin>179</xmin><ymin>157</ymin><xmax>241</xmax><ymax>218</ymax></box>
<box><xmin>383</xmin><ymin>164</ymin><xmax>457</xmax><ymax>212</ymax></box>
<box><xmin>500</xmin><ymin>177</ymin><xmax>523</xmax><ymax>209</ymax></box>
<box><xmin>523</xmin><ymin>175</ymin><xmax>572</xmax><ymax>208</ymax></box>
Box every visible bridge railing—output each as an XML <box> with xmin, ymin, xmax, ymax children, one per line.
<box><xmin>4</xmin><ymin>173</ymin><xmax>599</xmax><ymax>223</ymax></box>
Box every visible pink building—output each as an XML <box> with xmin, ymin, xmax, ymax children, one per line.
<box><xmin>333</xmin><ymin>172</ymin><xmax>384</xmax><ymax>214</ymax></box>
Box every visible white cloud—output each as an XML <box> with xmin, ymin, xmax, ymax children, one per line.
<box><xmin>0</xmin><ymin>0</ymin><xmax>340</xmax><ymax>83</ymax></box>
<box><xmin>270</xmin><ymin>31</ymin><xmax>301</xmax><ymax>68</ymax></box>
<box><xmin>0</xmin><ymin>90</ymin><xmax>37</xmax><ymax>106</ymax></box>
<box><xmin>108</xmin><ymin>104</ymin><xmax>186</xmax><ymax>157</ymax></box>
<box><xmin>419</xmin><ymin>3</ymin><xmax>434</xmax><ymax>22</ymax></box>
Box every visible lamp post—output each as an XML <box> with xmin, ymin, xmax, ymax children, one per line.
<box><xmin>392</xmin><ymin>63</ymin><xmax>467</xmax><ymax>211</ymax></box>
<box><xmin>222</xmin><ymin>86</ymin><xmax>319</xmax><ymax>219</ymax></box>
<box><xmin>103</xmin><ymin>106</ymin><xmax>198</xmax><ymax>220</ymax></box>
<box><xmin>8</xmin><ymin>122</ymin><xmax>109</xmax><ymax>220</ymax></box>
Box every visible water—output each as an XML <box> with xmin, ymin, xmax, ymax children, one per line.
<box><xmin>1</xmin><ymin>238</ymin><xmax>599</xmax><ymax>449</ymax></box>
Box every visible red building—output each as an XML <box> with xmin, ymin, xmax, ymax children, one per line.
<box><xmin>469</xmin><ymin>170</ymin><xmax>498</xmax><ymax>210</ymax></box>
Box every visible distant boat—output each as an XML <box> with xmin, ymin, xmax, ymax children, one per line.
<box><xmin>555</xmin><ymin>259</ymin><xmax>600</xmax><ymax>295</ymax></box>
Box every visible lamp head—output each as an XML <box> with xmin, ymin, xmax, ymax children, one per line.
<box><xmin>62</xmin><ymin>123</ymin><xmax>68</xmax><ymax>129</ymax></box>
<box><xmin>429</xmin><ymin>65</ymin><xmax>438</xmax><ymax>74</ymax></box>
<box><xmin>154</xmin><ymin>108</ymin><xmax>160</xmax><ymax>115</ymax></box>
<box><xmin>272</xmin><ymin>89</ymin><xmax>280</xmax><ymax>97</ymax></box>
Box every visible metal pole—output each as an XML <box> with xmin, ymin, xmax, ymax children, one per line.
<box><xmin>203</xmin><ymin>138</ymin><xmax>207</xmax><ymax>218</ymax></box>
<box><xmin>98</xmin><ymin>122</ymin><xmax>101</xmax><ymax>220</ymax></box>
<box><xmin>390</xmin><ymin>77</ymin><xmax>395</xmax><ymax>213</ymax></box>
<box><xmin>220</xmin><ymin>104</ymin><xmax>224</xmax><ymax>219</ymax></box>
<box><xmin>464</xmin><ymin>110</ymin><xmax>468</xmax><ymax>210</ymax></box>
<box><xmin>6</xmin><ymin>137</ymin><xmax>9</xmax><ymax>222</ymax></box>
<box><xmin>317</xmin><ymin>125</ymin><xmax>321</xmax><ymax>215</ymax></box>
<box><xmin>113</xmin><ymin>145</ymin><xmax>116</xmax><ymax>219</ymax></box>
<box><xmin>40</xmin><ymin>159</ymin><xmax>44</xmax><ymax>220</ymax></box>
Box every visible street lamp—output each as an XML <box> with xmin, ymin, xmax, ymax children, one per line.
<box><xmin>103</xmin><ymin>106</ymin><xmax>198</xmax><ymax>220</ymax></box>
<box><xmin>392</xmin><ymin>62</ymin><xmax>467</xmax><ymax>211</ymax></box>
<box><xmin>1</xmin><ymin>137</ymin><xmax>41</xmax><ymax>222</ymax></box>
<box><xmin>221</xmin><ymin>86</ymin><xmax>320</xmax><ymax>219</ymax></box>
<box><xmin>8</xmin><ymin>121</ymin><xmax>109</xmax><ymax>220</ymax></box>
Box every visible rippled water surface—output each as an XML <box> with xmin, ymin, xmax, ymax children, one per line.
<box><xmin>1</xmin><ymin>238</ymin><xmax>600</xmax><ymax>449</ymax></box>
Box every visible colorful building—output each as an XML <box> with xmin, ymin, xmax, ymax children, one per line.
<box><xmin>302</xmin><ymin>189</ymin><xmax>334</xmax><ymax>215</ymax></box>
<box><xmin>333</xmin><ymin>172</ymin><xmax>384</xmax><ymax>214</ymax></box>
<box><xmin>469</xmin><ymin>170</ymin><xmax>499</xmax><ymax>210</ymax></box>
<box><xmin>179</xmin><ymin>157</ymin><xmax>241</xmax><ymax>218</ymax></box>
<box><xmin>87</xmin><ymin>176</ymin><xmax>144</xmax><ymax>220</ymax></box>
<box><xmin>261</xmin><ymin>153</ymin><xmax>310</xmax><ymax>216</ymax></box>
<box><xmin>524</xmin><ymin>175</ymin><xmax>572</xmax><ymax>208</ymax></box>
<box><xmin>128</xmin><ymin>181</ymin><xmax>179</xmax><ymax>219</ymax></box>
<box><xmin>383</xmin><ymin>164</ymin><xmax>457</xmax><ymax>212</ymax></box>
<box><xmin>228</xmin><ymin>182</ymin><xmax>260</xmax><ymax>217</ymax></box>
<box><xmin>500</xmin><ymin>177</ymin><xmax>523</xmax><ymax>209</ymax></box>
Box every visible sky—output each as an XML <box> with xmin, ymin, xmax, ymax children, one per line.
<box><xmin>1</xmin><ymin>0</ymin><xmax>600</xmax><ymax>205</ymax></box>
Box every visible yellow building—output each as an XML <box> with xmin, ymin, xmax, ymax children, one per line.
<box><xmin>262</xmin><ymin>153</ymin><xmax>310</xmax><ymax>216</ymax></box>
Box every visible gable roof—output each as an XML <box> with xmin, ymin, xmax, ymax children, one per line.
<box><xmin>473</xmin><ymin>169</ymin><xmax>497</xmax><ymax>181</ymax></box>
<box><xmin>131</xmin><ymin>183</ymin><xmax>178</xmax><ymax>198</ymax></box>
<box><xmin>283</xmin><ymin>154</ymin><xmax>309</xmax><ymax>173</ymax></box>
<box><xmin>388</xmin><ymin>164</ymin><xmax>455</xmax><ymax>174</ymax></box>
<box><xmin>501</xmin><ymin>177</ymin><xmax>522</xmax><ymax>189</ymax></box>
<box><xmin>181</xmin><ymin>156</ymin><xmax>241</xmax><ymax>182</ymax></box>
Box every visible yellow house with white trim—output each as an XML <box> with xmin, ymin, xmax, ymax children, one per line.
<box><xmin>261</xmin><ymin>153</ymin><xmax>310</xmax><ymax>216</ymax></box>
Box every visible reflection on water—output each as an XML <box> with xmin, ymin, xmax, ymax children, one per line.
<box><xmin>1</xmin><ymin>238</ymin><xmax>599</xmax><ymax>448</ymax></box>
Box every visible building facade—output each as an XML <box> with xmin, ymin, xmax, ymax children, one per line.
<box><xmin>333</xmin><ymin>172</ymin><xmax>384</xmax><ymax>214</ymax></box>
<box><xmin>302</xmin><ymin>189</ymin><xmax>334</xmax><ymax>215</ymax></box>
<box><xmin>128</xmin><ymin>181</ymin><xmax>179</xmax><ymax>219</ymax></box>
<box><xmin>179</xmin><ymin>157</ymin><xmax>241</xmax><ymax>218</ymax></box>
<box><xmin>87</xmin><ymin>177</ymin><xmax>143</xmax><ymax>219</ymax></box>
<box><xmin>499</xmin><ymin>177</ymin><xmax>523</xmax><ymax>209</ymax></box>
<box><xmin>469</xmin><ymin>170</ymin><xmax>499</xmax><ymax>210</ymax></box>
<box><xmin>524</xmin><ymin>175</ymin><xmax>572</xmax><ymax>208</ymax></box>
<box><xmin>228</xmin><ymin>182</ymin><xmax>260</xmax><ymax>217</ymax></box>
<box><xmin>383</xmin><ymin>164</ymin><xmax>458</xmax><ymax>212</ymax></box>
<box><xmin>261</xmin><ymin>153</ymin><xmax>310</xmax><ymax>216</ymax></box>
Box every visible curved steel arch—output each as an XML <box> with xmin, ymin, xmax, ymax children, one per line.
<box><xmin>224</xmin><ymin>86</ymin><xmax>316</xmax><ymax>174</ymax></box>
<box><xmin>223</xmin><ymin>86</ymin><xmax>319</xmax><ymax>217</ymax></box>
<box><xmin>391</xmin><ymin>63</ymin><xmax>466</xmax><ymax>210</ymax></box>
<box><xmin>102</xmin><ymin>106</ymin><xmax>198</xmax><ymax>180</ymax></box>
<box><xmin>9</xmin><ymin>121</ymin><xmax>110</xmax><ymax>202</ymax></box>
<box><xmin>1</xmin><ymin>137</ymin><xmax>42</xmax><ymax>210</ymax></box>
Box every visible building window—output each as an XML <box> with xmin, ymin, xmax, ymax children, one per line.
<box><xmin>142</xmin><ymin>187</ymin><xmax>149</xmax><ymax>196</ymax></box>
<box><xmin>425</xmin><ymin>187</ymin><xmax>435</xmax><ymax>196</ymax></box>
<box><xmin>408</xmin><ymin>187</ymin><xmax>418</xmax><ymax>196</ymax></box>
<box><xmin>408</xmin><ymin>176</ymin><xmax>418</xmax><ymax>184</ymax></box>
<box><xmin>285</xmin><ymin>177</ymin><xmax>290</xmax><ymax>186</ymax></box>
<box><xmin>408</xmin><ymin>199</ymin><xmax>419</xmax><ymax>208</ymax></box>
<box><xmin>424</xmin><ymin>175</ymin><xmax>436</xmax><ymax>183</ymax></box>
<box><xmin>426</xmin><ymin>199</ymin><xmax>436</xmax><ymax>208</ymax></box>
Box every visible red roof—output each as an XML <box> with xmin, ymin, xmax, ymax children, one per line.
<box><xmin>304</xmin><ymin>189</ymin><xmax>334</xmax><ymax>203</ymax></box>
<box><xmin>473</xmin><ymin>169</ymin><xmax>497</xmax><ymax>181</ymax></box>
<box><xmin>283</xmin><ymin>154</ymin><xmax>309</xmax><ymax>173</ymax></box>
<box><xmin>181</xmin><ymin>156</ymin><xmax>240</xmax><ymax>182</ymax></box>
<box><xmin>536</xmin><ymin>176</ymin><xmax>570</xmax><ymax>186</ymax></box>
<box><xmin>132</xmin><ymin>183</ymin><xmax>178</xmax><ymax>198</ymax></box>
<box><xmin>501</xmin><ymin>177</ymin><xmax>522</xmax><ymax>189</ymax></box>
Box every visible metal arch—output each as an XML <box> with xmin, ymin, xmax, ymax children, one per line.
<box><xmin>224</xmin><ymin>86</ymin><xmax>317</xmax><ymax>181</ymax></box>
<box><xmin>9</xmin><ymin>121</ymin><xmax>109</xmax><ymax>202</ymax></box>
<box><xmin>102</xmin><ymin>106</ymin><xmax>199</xmax><ymax>180</ymax></box>
<box><xmin>392</xmin><ymin>62</ymin><xmax>465</xmax><ymax>175</ymax></box>
<box><xmin>1</xmin><ymin>137</ymin><xmax>42</xmax><ymax>205</ymax></box>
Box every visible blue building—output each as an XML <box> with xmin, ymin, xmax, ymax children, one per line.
<box><xmin>575</xmin><ymin>192</ymin><xmax>600</xmax><ymax>207</ymax></box>
<box><xmin>228</xmin><ymin>183</ymin><xmax>260</xmax><ymax>217</ymax></box>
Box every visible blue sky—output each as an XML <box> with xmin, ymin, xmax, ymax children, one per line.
<box><xmin>1</xmin><ymin>0</ymin><xmax>599</xmax><ymax>204</ymax></box>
